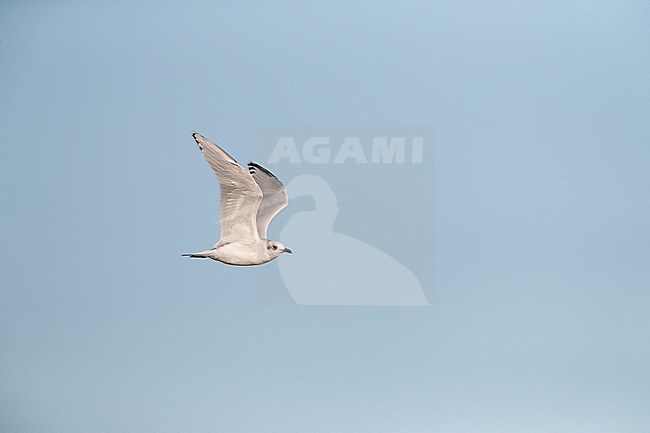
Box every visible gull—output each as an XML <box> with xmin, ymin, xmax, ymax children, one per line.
<box><xmin>182</xmin><ymin>132</ymin><xmax>292</xmax><ymax>266</ymax></box>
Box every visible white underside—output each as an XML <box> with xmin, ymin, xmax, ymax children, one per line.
<box><xmin>211</xmin><ymin>240</ymin><xmax>276</xmax><ymax>266</ymax></box>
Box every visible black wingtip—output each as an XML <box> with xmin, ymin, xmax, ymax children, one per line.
<box><xmin>247</xmin><ymin>161</ymin><xmax>277</xmax><ymax>178</ymax></box>
<box><xmin>191</xmin><ymin>131</ymin><xmax>240</xmax><ymax>163</ymax></box>
<box><xmin>191</xmin><ymin>131</ymin><xmax>203</xmax><ymax>150</ymax></box>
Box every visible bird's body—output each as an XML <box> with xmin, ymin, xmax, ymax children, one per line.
<box><xmin>183</xmin><ymin>132</ymin><xmax>292</xmax><ymax>266</ymax></box>
<box><xmin>184</xmin><ymin>241</ymin><xmax>283</xmax><ymax>266</ymax></box>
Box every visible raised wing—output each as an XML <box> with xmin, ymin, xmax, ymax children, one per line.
<box><xmin>247</xmin><ymin>162</ymin><xmax>288</xmax><ymax>238</ymax></box>
<box><xmin>192</xmin><ymin>132</ymin><xmax>263</xmax><ymax>244</ymax></box>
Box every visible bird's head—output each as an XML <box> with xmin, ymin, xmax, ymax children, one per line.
<box><xmin>266</xmin><ymin>240</ymin><xmax>293</xmax><ymax>257</ymax></box>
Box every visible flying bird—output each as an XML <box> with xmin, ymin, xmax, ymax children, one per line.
<box><xmin>183</xmin><ymin>132</ymin><xmax>292</xmax><ymax>266</ymax></box>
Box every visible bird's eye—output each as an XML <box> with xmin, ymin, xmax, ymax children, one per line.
<box><xmin>272</xmin><ymin>245</ymin><xmax>277</xmax><ymax>250</ymax></box>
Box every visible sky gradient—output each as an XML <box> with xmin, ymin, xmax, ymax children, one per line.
<box><xmin>1</xmin><ymin>1</ymin><xmax>649</xmax><ymax>432</ymax></box>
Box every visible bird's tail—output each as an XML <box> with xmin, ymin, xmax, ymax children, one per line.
<box><xmin>181</xmin><ymin>249</ymin><xmax>215</xmax><ymax>259</ymax></box>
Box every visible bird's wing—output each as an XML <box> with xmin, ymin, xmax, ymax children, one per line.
<box><xmin>247</xmin><ymin>162</ymin><xmax>288</xmax><ymax>239</ymax></box>
<box><xmin>192</xmin><ymin>132</ymin><xmax>263</xmax><ymax>244</ymax></box>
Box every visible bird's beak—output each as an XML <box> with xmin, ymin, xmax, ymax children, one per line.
<box><xmin>283</xmin><ymin>248</ymin><xmax>293</xmax><ymax>254</ymax></box>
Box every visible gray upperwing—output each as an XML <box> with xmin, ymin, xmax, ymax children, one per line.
<box><xmin>247</xmin><ymin>162</ymin><xmax>288</xmax><ymax>238</ymax></box>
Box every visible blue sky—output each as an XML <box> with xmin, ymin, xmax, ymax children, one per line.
<box><xmin>1</xmin><ymin>1</ymin><xmax>649</xmax><ymax>432</ymax></box>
